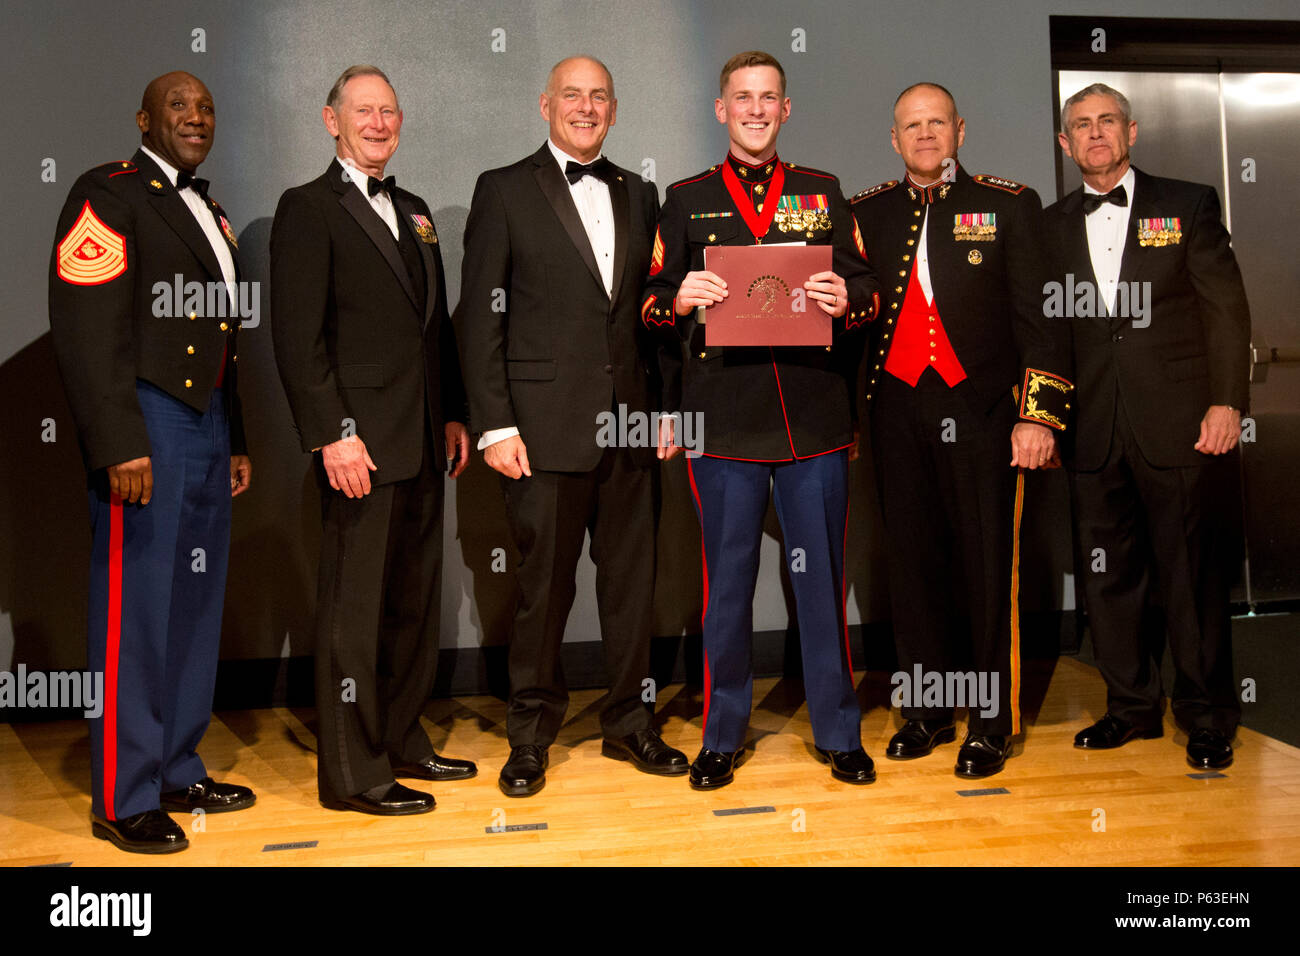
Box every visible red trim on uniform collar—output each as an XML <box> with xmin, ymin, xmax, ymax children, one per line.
<box><xmin>904</xmin><ymin>167</ymin><xmax>958</xmax><ymax>204</ymax></box>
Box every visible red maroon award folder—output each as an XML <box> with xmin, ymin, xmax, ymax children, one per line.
<box><xmin>702</xmin><ymin>244</ymin><xmax>833</xmax><ymax>346</ymax></box>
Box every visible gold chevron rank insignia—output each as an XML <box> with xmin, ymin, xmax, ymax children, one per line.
<box><xmin>56</xmin><ymin>201</ymin><xmax>127</xmax><ymax>285</ymax></box>
<box><xmin>649</xmin><ymin>226</ymin><xmax>665</xmax><ymax>276</ymax></box>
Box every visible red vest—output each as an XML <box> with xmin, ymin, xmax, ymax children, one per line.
<box><xmin>884</xmin><ymin>257</ymin><xmax>966</xmax><ymax>387</ymax></box>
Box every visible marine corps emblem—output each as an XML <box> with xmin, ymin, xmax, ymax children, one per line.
<box><xmin>747</xmin><ymin>274</ymin><xmax>790</xmax><ymax>313</ymax></box>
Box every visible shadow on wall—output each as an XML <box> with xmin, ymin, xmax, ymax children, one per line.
<box><xmin>0</xmin><ymin>333</ymin><xmax>89</xmax><ymax>671</ymax></box>
<box><xmin>220</xmin><ymin>216</ymin><xmax>317</xmax><ymax>687</ymax></box>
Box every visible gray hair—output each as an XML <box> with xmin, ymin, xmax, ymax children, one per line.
<box><xmin>1060</xmin><ymin>82</ymin><xmax>1131</xmax><ymax>131</ymax></box>
<box><xmin>326</xmin><ymin>65</ymin><xmax>397</xmax><ymax>109</ymax></box>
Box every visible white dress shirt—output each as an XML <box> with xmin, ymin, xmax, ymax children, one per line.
<box><xmin>479</xmin><ymin>141</ymin><xmax>618</xmax><ymax>451</ymax></box>
<box><xmin>903</xmin><ymin>176</ymin><xmax>938</xmax><ymax>305</ymax></box>
<box><xmin>917</xmin><ymin>206</ymin><xmax>935</xmax><ymax>306</ymax></box>
<box><xmin>1083</xmin><ymin>165</ymin><xmax>1136</xmax><ymax>315</ymax></box>
<box><xmin>338</xmin><ymin>156</ymin><xmax>400</xmax><ymax>240</ymax></box>
<box><xmin>141</xmin><ymin>144</ymin><xmax>237</xmax><ymax>304</ymax></box>
<box><xmin>548</xmin><ymin>138</ymin><xmax>616</xmax><ymax>295</ymax></box>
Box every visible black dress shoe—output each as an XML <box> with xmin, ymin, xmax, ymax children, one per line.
<box><xmin>602</xmin><ymin>729</ymin><xmax>689</xmax><ymax>775</ymax></box>
<box><xmin>1074</xmin><ymin>713</ymin><xmax>1162</xmax><ymax>750</ymax></box>
<box><xmin>886</xmin><ymin>719</ymin><xmax>957</xmax><ymax>759</ymax></box>
<box><xmin>499</xmin><ymin>745</ymin><xmax>548</xmax><ymax>797</ymax></box>
<box><xmin>815</xmin><ymin>747</ymin><xmax>877</xmax><ymax>784</ymax></box>
<box><xmin>323</xmin><ymin>782</ymin><xmax>434</xmax><ymax>815</ymax></box>
<box><xmin>688</xmin><ymin>748</ymin><xmax>742</xmax><ymax>790</ymax></box>
<box><xmin>160</xmin><ymin>777</ymin><xmax>256</xmax><ymax>813</ymax></box>
<box><xmin>954</xmin><ymin>734</ymin><xmax>1011</xmax><ymax>778</ymax></box>
<box><xmin>1186</xmin><ymin>728</ymin><xmax>1234</xmax><ymax>770</ymax></box>
<box><xmin>91</xmin><ymin>810</ymin><xmax>188</xmax><ymax>854</ymax></box>
<box><xmin>393</xmin><ymin>751</ymin><xmax>478</xmax><ymax>782</ymax></box>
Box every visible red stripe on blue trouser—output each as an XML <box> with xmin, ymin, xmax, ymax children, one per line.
<box><xmin>87</xmin><ymin>380</ymin><xmax>231</xmax><ymax>820</ymax></box>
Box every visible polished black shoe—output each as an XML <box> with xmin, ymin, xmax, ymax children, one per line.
<box><xmin>393</xmin><ymin>751</ymin><xmax>478</xmax><ymax>782</ymax></box>
<box><xmin>1074</xmin><ymin>713</ymin><xmax>1163</xmax><ymax>749</ymax></box>
<box><xmin>499</xmin><ymin>745</ymin><xmax>548</xmax><ymax>797</ymax></box>
<box><xmin>160</xmin><ymin>777</ymin><xmax>256</xmax><ymax>813</ymax></box>
<box><xmin>91</xmin><ymin>810</ymin><xmax>188</xmax><ymax>854</ymax></box>
<box><xmin>324</xmin><ymin>782</ymin><xmax>434</xmax><ymax>815</ymax></box>
<box><xmin>815</xmin><ymin>747</ymin><xmax>877</xmax><ymax>784</ymax></box>
<box><xmin>688</xmin><ymin>748</ymin><xmax>742</xmax><ymax>790</ymax></box>
<box><xmin>1186</xmin><ymin>728</ymin><xmax>1234</xmax><ymax>770</ymax></box>
<box><xmin>602</xmin><ymin>729</ymin><xmax>689</xmax><ymax>775</ymax></box>
<box><xmin>886</xmin><ymin>719</ymin><xmax>957</xmax><ymax>759</ymax></box>
<box><xmin>954</xmin><ymin>734</ymin><xmax>1011</xmax><ymax>778</ymax></box>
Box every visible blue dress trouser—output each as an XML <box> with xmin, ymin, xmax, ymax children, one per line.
<box><xmin>86</xmin><ymin>380</ymin><xmax>231</xmax><ymax>820</ymax></box>
<box><xmin>686</xmin><ymin>450</ymin><xmax>861</xmax><ymax>753</ymax></box>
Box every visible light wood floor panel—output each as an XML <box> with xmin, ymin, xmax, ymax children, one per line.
<box><xmin>2</xmin><ymin>657</ymin><xmax>1298</xmax><ymax>866</ymax></box>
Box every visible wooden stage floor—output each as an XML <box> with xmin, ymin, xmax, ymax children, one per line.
<box><xmin>3</xmin><ymin>656</ymin><xmax>1298</xmax><ymax>866</ymax></box>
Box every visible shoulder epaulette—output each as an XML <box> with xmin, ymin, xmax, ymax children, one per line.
<box><xmin>92</xmin><ymin>160</ymin><xmax>137</xmax><ymax>179</ymax></box>
<box><xmin>784</xmin><ymin>162</ymin><xmax>836</xmax><ymax>181</ymax></box>
<box><xmin>974</xmin><ymin>174</ymin><xmax>1027</xmax><ymax>195</ymax></box>
<box><xmin>668</xmin><ymin>165</ymin><xmax>722</xmax><ymax>191</ymax></box>
<box><xmin>851</xmin><ymin>180</ymin><xmax>900</xmax><ymax>202</ymax></box>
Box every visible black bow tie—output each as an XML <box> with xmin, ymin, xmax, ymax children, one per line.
<box><xmin>175</xmin><ymin>170</ymin><xmax>209</xmax><ymax>198</ymax></box>
<box><xmin>1083</xmin><ymin>184</ymin><xmax>1127</xmax><ymax>214</ymax></box>
<box><xmin>565</xmin><ymin>157</ymin><xmax>612</xmax><ymax>185</ymax></box>
<box><xmin>367</xmin><ymin>175</ymin><xmax>396</xmax><ymax>197</ymax></box>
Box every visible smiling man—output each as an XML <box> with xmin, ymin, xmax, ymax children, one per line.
<box><xmin>850</xmin><ymin>82</ymin><xmax>1072</xmax><ymax>777</ymax></box>
<box><xmin>641</xmin><ymin>51</ymin><xmax>880</xmax><ymax>789</ymax></box>
<box><xmin>457</xmin><ymin>55</ymin><xmax>685</xmax><ymax>797</ymax></box>
<box><xmin>271</xmin><ymin>65</ymin><xmax>475</xmax><ymax>815</ymax></box>
<box><xmin>1046</xmin><ymin>83</ymin><xmax>1251</xmax><ymax>770</ymax></box>
<box><xmin>48</xmin><ymin>70</ymin><xmax>254</xmax><ymax>853</ymax></box>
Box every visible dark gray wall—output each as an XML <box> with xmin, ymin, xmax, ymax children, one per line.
<box><xmin>4</xmin><ymin>0</ymin><xmax>1294</xmax><ymax>670</ymax></box>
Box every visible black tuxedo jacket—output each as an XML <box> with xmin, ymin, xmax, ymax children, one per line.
<box><xmin>456</xmin><ymin>142</ymin><xmax>665</xmax><ymax>472</ymax></box>
<box><xmin>49</xmin><ymin>148</ymin><xmax>246</xmax><ymax>471</ymax></box>
<box><xmin>1044</xmin><ymin>167</ymin><xmax>1251</xmax><ymax>470</ymax></box>
<box><xmin>270</xmin><ymin>159</ymin><xmax>466</xmax><ymax>484</ymax></box>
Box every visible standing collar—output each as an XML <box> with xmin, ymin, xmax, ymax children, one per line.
<box><xmin>903</xmin><ymin>164</ymin><xmax>961</xmax><ymax>204</ymax></box>
<box><xmin>726</xmin><ymin>153</ymin><xmax>779</xmax><ymax>185</ymax></box>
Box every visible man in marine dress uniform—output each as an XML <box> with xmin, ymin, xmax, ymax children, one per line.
<box><xmin>457</xmin><ymin>56</ymin><xmax>687</xmax><ymax>797</ymax></box>
<box><xmin>1047</xmin><ymin>83</ymin><xmax>1250</xmax><ymax>769</ymax></box>
<box><xmin>48</xmin><ymin>71</ymin><xmax>255</xmax><ymax>853</ymax></box>
<box><xmin>851</xmin><ymin>83</ymin><xmax>1072</xmax><ymax>777</ymax></box>
<box><xmin>271</xmin><ymin>65</ymin><xmax>476</xmax><ymax>815</ymax></box>
<box><xmin>642</xmin><ymin>51</ymin><xmax>880</xmax><ymax>789</ymax></box>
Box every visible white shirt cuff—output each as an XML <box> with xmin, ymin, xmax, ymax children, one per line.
<box><xmin>477</xmin><ymin>426</ymin><xmax>520</xmax><ymax>450</ymax></box>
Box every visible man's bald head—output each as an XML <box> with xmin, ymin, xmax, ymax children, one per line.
<box><xmin>141</xmin><ymin>71</ymin><xmax>210</xmax><ymax>114</ymax></box>
<box><xmin>893</xmin><ymin>82</ymin><xmax>958</xmax><ymax>124</ymax></box>
<box><xmin>136</xmin><ymin>71</ymin><xmax>215</xmax><ymax>173</ymax></box>
<box><xmin>891</xmin><ymin>82</ymin><xmax>965</xmax><ymax>182</ymax></box>
<box><xmin>545</xmin><ymin>56</ymin><xmax>614</xmax><ymax>100</ymax></box>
